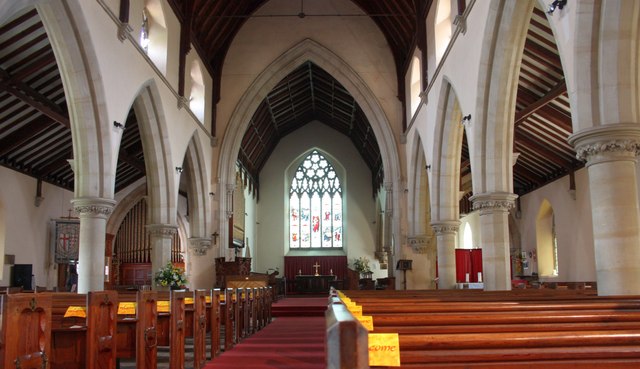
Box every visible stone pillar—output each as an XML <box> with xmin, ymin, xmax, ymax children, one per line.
<box><xmin>147</xmin><ymin>224</ymin><xmax>178</xmax><ymax>289</ymax></box>
<box><xmin>431</xmin><ymin>221</ymin><xmax>460</xmax><ymax>289</ymax></box>
<box><xmin>188</xmin><ymin>237</ymin><xmax>212</xmax><ymax>256</ymax></box>
<box><xmin>470</xmin><ymin>192</ymin><xmax>517</xmax><ymax>290</ymax></box>
<box><xmin>569</xmin><ymin>124</ymin><xmax>640</xmax><ymax>295</ymax></box>
<box><xmin>383</xmin><ymin>182</ymin><xmax>395</xmax><ymax>278</ymax></box>
<box><xmin>72</xmin><ymin>197</ymin><xmax>116</xmax><ymax>293</ymax></box>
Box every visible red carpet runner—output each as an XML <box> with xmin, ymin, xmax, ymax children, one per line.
<box><xmin>203</xmin><ymin>298</ymin><xmax>327</xmax><ymax>369</ymax></box>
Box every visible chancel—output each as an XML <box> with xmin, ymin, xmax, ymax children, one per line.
<box><xmin>2</xmin><ymin>0</ymin><xmax>640</xmax><ymax>368</ymax></box>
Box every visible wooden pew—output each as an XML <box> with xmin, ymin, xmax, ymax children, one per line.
<box><xmin>333</xmin><ymin>290</ymin><xmax>640</xmax><ymax>368</ymax></box>
<box><xmin>136</xmin><ymin>291</ymin><xmax>158</xmax><ymax>369</ymax></box>
<box><xmin>50</xmin><ymin>292</ymin><xmax>87</xmax><ymax>369</ymax></box>
<box><xmin>192</xmin><ymin>289</ymin><xmax>208</xmax><ymax>369</ymax></box>
<box><xmin>87</xmin><ymin>291</ymin><xmax>118</xmax><ymax>369</ymax></box>
<box><xmin>326</xmin><ymin>300</ymin><xmax>369</xmax><ymax>369</ymax></box>
<box><xmin>169</xmin><ymin>290</ymin><xmax>189</xmax><ymax>369</ymax></box>
<box><xmin>0</xmin><ymin>293</ymin><xmax>52</xmax><ymax>369</ymax></box>
<box><xmin>210</xmin><ymin>289</ymin><xmax>222</xmax><ymax>359</ymax></box>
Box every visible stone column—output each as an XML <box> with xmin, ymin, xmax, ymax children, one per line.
<box><xmin>383</xmin><ymin>182</ymin><xmax>395</xmax><ymax>278</ymax></box>
<box><xmin>470</xmin><ymin>192</ymin><xmax>517</xmax><ymax>290</ymax></box>
<box><xmin>569</xmin><ymin>124</ymin><xmax>640</xmax><ymax>295</ymax></box>
<box><xmin>147</xmin><ymin>224</ymin><xmax>178</xmax><ymax>289</ymax></box>
<box><xmin>72</xmin><ymin>197</ymin><xmax>116</xmax><ymax>293</ymax></box>
<box><xmin>188</xmin><ymin>237</ymin><xmax>212</xmax><ymax>256</ymax></box>
<box><xmin>431</xmin><ymin>221</ymin><xmax>460</xmax><ymax>289</ymax></box>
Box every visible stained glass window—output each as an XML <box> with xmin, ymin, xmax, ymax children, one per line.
<box><xmin>290</xmin><ymin>150</ymin><xmax>342</xmax><ymax>248</ymax></box>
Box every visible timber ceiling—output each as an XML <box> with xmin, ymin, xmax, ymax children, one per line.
<box><xmin>0</xmin><ymin>2</ymin><xmax>579</xmax><ymax>205</ymax></box>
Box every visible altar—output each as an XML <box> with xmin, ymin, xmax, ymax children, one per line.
<box><xmin>295</xmin><ymin>275</ymin><xmax>336</xmax><ymax>294</ymax></box>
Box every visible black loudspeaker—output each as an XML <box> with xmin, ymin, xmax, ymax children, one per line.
<box><xmin>12</xmin><ymin>264</ymin><xmax>32</xmax><ymax>290</ymax></box>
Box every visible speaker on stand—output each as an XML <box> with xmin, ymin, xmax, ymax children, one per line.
<box><xmin>12</xmin><ymin>264</ymin><xmax>33</xmax><ymax>291</ymax></box>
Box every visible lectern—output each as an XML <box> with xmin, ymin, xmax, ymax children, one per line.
<box><xmin>396</xmin><ymin>259</ymin><xmax>412</xmax><ymax>290</ymax></box>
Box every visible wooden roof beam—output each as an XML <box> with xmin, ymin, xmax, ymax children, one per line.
<box><xmin>514</xmin><ymin>79</ymin><xmax>566</xmax><ymax>127</ymax></box>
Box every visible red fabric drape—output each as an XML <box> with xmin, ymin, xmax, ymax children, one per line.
<box><xmin>470</xmin><ymin>249</ymin><xmax>483</xmax><ymax>282</ymax></box>
<box><xmin>284</xmin><ymin>256</ymin><xmax>348</xmax><ymax>293</ymax></box>
<box><xmin>455</xmin><ymin>249</ymin><xmax>471</xmax><ymax>283</ymax></box>
<box><xmin>455</xmin><ymin>249</ymin><xmax>483</xmax><ymax>283</ymax></box>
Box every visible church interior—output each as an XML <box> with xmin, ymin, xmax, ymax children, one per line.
<box><xmin>1</xmin><ymin>0</ymin><xmax>640</xmax><ymax>367</ymax></box>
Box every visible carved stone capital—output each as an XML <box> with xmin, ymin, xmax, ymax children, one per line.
<box><xmin>569</xmin><ymin>124</ymin><xmax>640</xmax><ymax>165</ymax></box>
<box><xmin>71</xmin><ymin>197</ymin><xmax>116</xmax><ymax>219</ymax></box>
<box><xmin>430</xmin><ymin>221</ymin><xmax>460</xmax><ymax>236</ymax></box>
<box><xmin>470</xmin><ymin>192</ymin><xmax>517</xmax><ymax>214</ymax></box>
<box><xmin>407</xmin><ymin>234</ymin><xmax>435</xmax><ymax>253</ymax></box>
<box><xmin>188</xmin><ymin>237</ymin><xmax>212</xmax><ymax>256</ymax></box>
<box><xmin>146</xmin><ymin>224</ymin><xmax>178</xmax><ymax>238</ymax></box>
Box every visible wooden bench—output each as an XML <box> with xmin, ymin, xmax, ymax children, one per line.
<box><xmin>330</xmin><ymin>290</ymin><xmax>640</xmax><ymax>368</ymax></box>
<box><xmin>1</xmin><ymin>293</ymin><xmax>52</xmax><ymax>369</ymax></box>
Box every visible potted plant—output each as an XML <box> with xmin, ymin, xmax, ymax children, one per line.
<box><xmin>154</xmin><ymin>262</ymin><xmax>187</xmax><ymax>289</ymax></box>
<box><xmin>352</xmin><ymin>256</ymin><xmax>373</xmax><ymax>279</ymax></box>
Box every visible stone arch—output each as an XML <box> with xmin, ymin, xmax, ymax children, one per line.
<box><xmin>536</xmin><ymin>199</ymin><xmax>558</xmax><ymax>277</ymax></box>
<box><xmin>218</xmin><ymin>38</ymin><xmax>401</xmax><ymax>255</ymax></box>
<box><xmin>472</xmin><ymin>0</ymin><xmax>534</xmax><ymax>194</ymax></box>
<box><xmin>408</xmin><ymin>132</ymin><xmax>430</xmax><ymax>236</ymax></box>
<box><xmin>37</xmin><ymin>0</ymin><xmax>116</xmax><ymax>199</ymax></box>
<box><xmin>570</xmin><ymin>1</ymin><xmax>640</xmax><ymax>131</ymax></box>
<box><xmin>131</xmin><ymin>82</ymin><xmax>177</xmax><ymax>226</ymax></box>
<box><xmin>182</xmin><ymin>134</ymin><xmax>211</xmax><ymax>242</ymax></box>
<box><xmin>431</xmin><ymin>78</ymin><xmax>464</xmax><ymax>222</ymax></box>
<box><xmin>107</xmin><ymin>183</ymin><xmax>147</xmax><ymax>236</ymax></box>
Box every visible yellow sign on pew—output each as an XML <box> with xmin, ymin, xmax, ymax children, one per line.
<box><xmin>205</xmin><ymin>296</ymin><xmax>211</xmax><ymax>304</ymax></box>
<box><xmin>348</xmin><ymin>304</ymin><xmax>362</xmax><ymax>317</ymax></box>
<box><xmin>118</xmin><ymin>302</ymin><xmax>136</xmax><ymax>315</ymax></box>
<box><xmin>157</xmin><ymin>300</ymin><xmax>170</xmax><ymax>313</ymax></box>
<box><xmin>357</xmin><ymin>315</ymin><xmax>374</xmax><ymax>331</ymax></box>
<box><xmin>185</xmin><ymin>297</ymin><xmax>194</xmax><ymax>305</ymax></box>
<box><xmin>220</xmin><ymin>294</ymin><xmax>226</xmax><ymax>302</ymax></box>
<box><xmin>64</xmin><ymin>306</ymin><xmax>86</xmax><ymax>318</ymax></box>
<box><xmin>368</xmin><ymin>333</ymin><xmax>400</xmax><ymax>367</ymax></box>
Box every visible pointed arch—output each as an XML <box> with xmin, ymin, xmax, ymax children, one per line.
<box><xmin>218</xmin><ymin>39</ymin><xmax>401</xmax><ymax>254</ymax></box>
<box><xmin>408</xmin><ymin>132</ymin><xmax>431</xmax><ymax>236</ymax></box>
<box><xmin>132</xmin><ymin>82</ymin><xmax>176</xmax><ymax>226</ymax></box>
<box><xmin>37</xmin><ymin>0</ymin><xmax>116</xmax><ymax>198</ymax></box>
<box><xmin>182</xmin><ymin>134</ymin><xmax>210</xmax><ymax>240</ymax></box>
<box><xmin>536</xmin><ymin>199</ymin><xmax>559</xmax><ymax>277</ymax></box>
<box><xmin>431</xmin><ymin>79</ymin><xmax>464</xmax><ymax>222</ymax></box>
<box><xmin>472</xmin><ymin>0</ymin><xmax>534</xmax><ymax>194</ymax></box>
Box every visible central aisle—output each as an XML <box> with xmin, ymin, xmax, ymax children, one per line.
<box><xmin>204</xmin><ymin>297</ymin><xmax>327</xmax><ymax>369</ymax></box>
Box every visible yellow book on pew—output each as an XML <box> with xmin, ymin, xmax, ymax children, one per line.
<box><xmin>64</xmin><ymin>306</ymin><xmax>86</xmax><ymax>318</ymax></box>
<box><xmin>118</xmin><ymin>302</ymin><xmax>136</xmax><ymax>315</ymax></box>
<box><xmin>368</xmin><ymin>333</ymin><xmax>400</xmax><ymax>367</ymax></box>
<box><xmin>205</xmin><ymin>295</ymin><xmax>211</xmax><ymax>303</ymax></box>
<box><xmin>185</xmin><ymin>297</ymin><xmax>194</xmax><ymax>305</ymax></box>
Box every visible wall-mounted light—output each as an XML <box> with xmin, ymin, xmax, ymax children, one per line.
<box><xmin>175</xmin><ymin>167</ymin><xmax>183</xmax><ymax>174</ymax></box>
<box><xmin>462</xmin><ymin>114</ymin><xmax>471</xmax><ymax>124</ymax></box>
<box><xmin>209</xmin><ymin>192</ymin><xmax>215</xmax><ymax>197</ymax></box>
<box><xmin>425</xmin><ymin>165</ymin><xmax>431</xmax><ymax>171</ymax></box>
<box><xmin>113</xmin><ymin>121</ymin><xmax>124</xmax><ymax>129</ymax></box>
<box><xmin>547</xmin><ymin>0</ymin><xmax>567</xmax><ymax>15</ymax></box>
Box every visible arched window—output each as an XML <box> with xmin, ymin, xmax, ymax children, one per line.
<box><xmin>189</xmin><ymin>60</ymin><xmax>205</xmax><ymax>122</ymax></box>
<box><xmin>434</xmin><ymin>0</ymin><xmax>455</xmax><ymax>64</ymax></box>
<box><xmin>289</xmin><ymin>150</ymin><xmax>342</xmax><ymax>249</ymax></box>
<box><xmin>140</xmin><ymin>8</ymin><xmax>150</xmax><ymax>53</ymax></box>
<box><xmin>536</xmin><ymin>199</ymin><xmax>559</xmax><ymax>277</ymax></box>
<box><xmin>463</xmin><ymin>222</ymin><xmax>473</xmax><ymax>249</ymax></box>
<box><xmin>409</xmin><ymin>56</ymin><xmax>422</xmax><ymax>117</ymax></box>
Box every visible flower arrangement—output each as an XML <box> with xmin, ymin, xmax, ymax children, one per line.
<box><xmin>352</xmin><ymin>256</ymin><xmax>372</xmax><ymax>274</ymax></box>
<box><xmin>154</xmin><ymin>262</ymin><xmax>187</xmax><ymax>288</ymax></box>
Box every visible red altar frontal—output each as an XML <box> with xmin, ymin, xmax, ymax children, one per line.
<box><xmin>284</xmin><ymin>256</ymin><xmax>348</xmax><ymax>293</ymax></box>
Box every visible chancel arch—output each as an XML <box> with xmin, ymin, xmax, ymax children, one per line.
<box><xmin>218</xmin><ymin>39</ymin><xmax>401</xmax><ymax>260</ymax></box>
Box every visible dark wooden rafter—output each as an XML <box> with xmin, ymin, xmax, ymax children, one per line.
<box><xmin>514</xmin><ymin>79</ymin><xmax>566</xmax><ymax>126</ymax></box>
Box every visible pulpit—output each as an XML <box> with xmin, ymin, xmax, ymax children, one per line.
<box><xmin>215</xmin><ymin>257</ymin><xmax>251</xmax><ymax>288</ymax></box>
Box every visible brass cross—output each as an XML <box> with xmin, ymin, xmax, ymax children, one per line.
<box><xmin>313</xmin><ymin>262</ymin><xmax>321</xmax><ymax>276</ymax></box>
